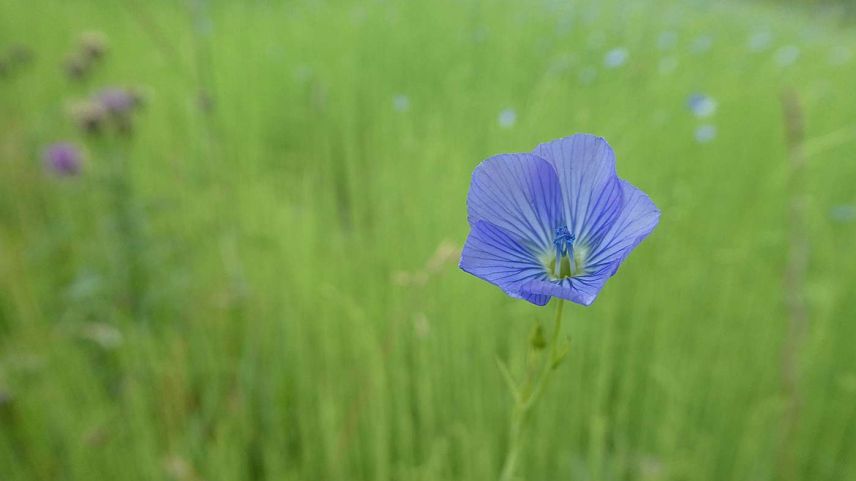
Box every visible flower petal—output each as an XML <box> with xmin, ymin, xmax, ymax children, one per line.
<box><xmin>459</xmin><ymin>220</ymin><xmax>552</xmax><ymax>306</ymax></box>
<box><xmin>586</xmin><ymin>179</ymin><xmax>660</xmax><ymax>272</ymax></box>
<box><xmin>467</xmin><ymin>153</ymin><xmax>563</xmax><ymax>252</ymax></box>
<box><xmin>521</xmin><ymin>263</ymin><xmax>615</xmax><ymax>306</ymax></box>
<box><xmin>532</xmin><ymin>134</ymin><xmax>624</xmax><ymax>247</ymax></box>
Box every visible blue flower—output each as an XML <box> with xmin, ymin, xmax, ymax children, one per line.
<box><xmin>775</xmin><ymin>46</ymin><xmax>800</xmax><ymax>67</ymax></box>
<box><xmin>830</xmin><ymin>204</ymin><xmax>856</xmax><ymax>223</ymax></box>
<box><xmin>686</xmin><ymin>93</ymin><xmax>717</xmax><ymax>118</ymax></box>
<box><xmin>498</xmin><ymin>108</ymin><xmax>517</xmax><ymax>129</ymax></box>
<box><xmin>459</xmin><ymin>134</ymin><xmax>660</xmax><ymax>306</ymax></box>
<box><xmin>694</xmin><ymin>124</ymin><xmax>717</xmax><ymax>143</ymax></box>
<box><xmin>603</xmin><ymin>47</ymin><xmax>628</xmax><ymax>68</ymax></box>
<box><xmin>392</xmin><ymin>94</ymin><xmax>411</xmax><ymax>112</ymax></box>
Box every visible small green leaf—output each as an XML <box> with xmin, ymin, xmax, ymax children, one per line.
<box><xmin>530</xmin><ymin>322</ymin><xmax>546</xmax><ymax>350</ymax></box>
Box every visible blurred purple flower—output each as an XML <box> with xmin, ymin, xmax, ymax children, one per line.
<box><xmin>96</xmin><ymin>88</ymin><xmax>137</xmax><ymax>115</ymax></box>
<box><xmin>43</xmin><ymin>142</ymin><xmax>83</xmax><ymax>176</ymax></box>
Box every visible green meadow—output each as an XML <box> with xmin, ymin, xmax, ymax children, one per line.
<box><xmin>1</xmin><ymin>0</ymin><xmax>855</xmax><ymax>479</ymax></box>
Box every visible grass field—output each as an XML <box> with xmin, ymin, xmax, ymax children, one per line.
<box><xmin>2</xmin><ymin>0</ymin><xmax>856</xmax><ymax>480</ymax></box>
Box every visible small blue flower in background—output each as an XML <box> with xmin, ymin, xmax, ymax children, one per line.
<box><xmin>748</xmin><ymin>31</ymin><xmax>772</xmax><ymax>52</ymax></box>
<box><xmin>392</xmin><ymin>94</ymin><xmax>411</xmax><ymax>113</ymax></box>
<box><xmin>830</xmin><ymin>204</ymin><xmax>856</xmax><ymax>223</ymax></box>
<box><xmin>43</xmin><ymin>142</ymin><xmax>83</xmax><ymax>177</ymax></box>
<box><xmin>498</xmin><ymin>108</ymin><xmax>517</xmax><ymax>129</ymax></box>
<box><xmin>603</xmin><ymin>47</ymin><xmax>628</xmax><ymax>68</ymax></box>
<box><xmin>657</xmin><ymin>31</ymin><xmax>677</xmax><ymax>51</ymax></box>
<box><xmin>694</xmin><ymin>124</ymin><xmax>717</xmax><ymax>143</ymax></box>
<box><xmin>828</xmin><ymin>46</ymin><xmax>853</xmax><ymax>66</ymax></box>
<box><xmin>690</xmin><ymin>35</ymin><xmax>713</xmax><ymax>54</ymax></box>
<box><xmin>578</xmin><ymin>66</ymin><xmax>597</xmax><ymax>85</ymax></box>
<box><xmin>659</xmin><ymin>57</ymin><xmax>678</xmax><ymax>75</ymax></box>
<box><xmin>686</xmin><ymin>93</ymin><xmax>717</xmax><ymax>118</ymax></box>
<box><xmin>775</xmin><ymin>45</ymin><xmax>800</xmax><ymax>67</ymax></box>
<box><xmin>459</xmin><ymin>134</ymin><xmax>660</xmax><ymax>306</ymax></box>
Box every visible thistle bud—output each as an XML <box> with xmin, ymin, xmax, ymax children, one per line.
<box><xmin>79</xmin><ymin>31</ymin><xmax>108</xmax><ymax>61</ymax></box>
<box><xmin>9</xmin><ymin>44</ymin><xmax>33</xmax><ymax>66</ymax></box>
<box><xmin>69</xmin><ymin>100</ymin><xmax>107</xmax><ymax>134</ymax></box>
<box><xmin>64</xmin><ymin>53</ymin><xmax>89</xmax><ymax>80</ymax></box>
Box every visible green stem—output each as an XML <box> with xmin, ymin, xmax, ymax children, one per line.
<box><xmin>499</xmin><ymin>298</ymin><xmax>566</xmax><ymax>481</ymax></box>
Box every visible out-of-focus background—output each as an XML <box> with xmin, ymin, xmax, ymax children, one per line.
<box><xmin>1</xmin><ymin>0</ymin><xmax>855</xmax><ymax>480</ymax></box>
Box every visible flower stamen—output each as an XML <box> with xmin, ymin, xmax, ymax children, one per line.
<box><xmin>552</xmin><ymin>226</ymin><xmax>576</xmax><ymax>278</ymax></box>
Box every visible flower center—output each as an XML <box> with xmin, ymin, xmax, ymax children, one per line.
<box><xmin>546</xmin><ymin>226</ymin><xmax>585</xmax><ymax>279</ymax></box>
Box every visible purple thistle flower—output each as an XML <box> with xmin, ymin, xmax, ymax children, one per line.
<box><xmin>43</xmin><ymin>142</ymin><xmax>83</xmax><ymax>176</ymax></box>
<box><xmin>96</xmin><ymin>88</ymin><xmax>137</xmax><ymax>115</ymax></box>
<box><xmin>459</xmin><ymin>134</ymin><xmax>660</xmax><ymax>306</ymax></box>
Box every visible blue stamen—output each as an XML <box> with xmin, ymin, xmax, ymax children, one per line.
<box><xmin>553</xmin><ymin>226</ymin><xmax>576</xmax><ymax>276</ymax></box>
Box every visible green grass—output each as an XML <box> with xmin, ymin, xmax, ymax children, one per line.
<box><xmin>1</xmin><ymin>0</ymin><xmax>856</xmax><ymax>479</ymax></box>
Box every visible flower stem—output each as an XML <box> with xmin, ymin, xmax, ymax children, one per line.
<box><xmin>499</xmin><ymin>298</ymin><xmax>566</xmax><ymax>481</ymax></box>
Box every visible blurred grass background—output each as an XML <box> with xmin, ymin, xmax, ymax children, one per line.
<box><xmin>1</xmin><ymin>0</ymin><xmax>856</xmax><ymax>480</ymax></box>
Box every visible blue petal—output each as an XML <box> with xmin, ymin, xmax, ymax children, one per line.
<box><xmin>460</xmin><ymin>220</ymin><xmax>552</xmax><ymax>306</ymax></box>
<box><xmin>586</xmin><ymin>179</ymin><xmax>660</xmax><ymax>273</ymax></box>
<box><xmin>521</xmin><ymin>263</ymin><xmax>615</xmax><ymax>306</ymax></box>
<box><xmin>467</xmin><ymin>153</ymin><xmax>563</xmax><ymax>253</ymax></box>
<box><xmin>532</xmin><ymin>134</ymin><xmax>624</xmax><ymax>247</ymax></box>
